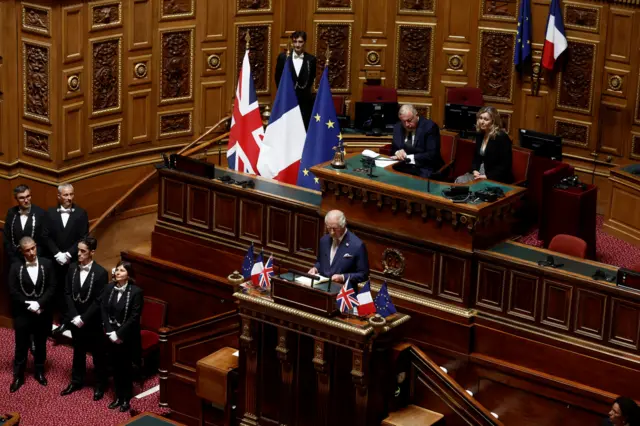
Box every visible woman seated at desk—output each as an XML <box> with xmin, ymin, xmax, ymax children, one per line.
<box><xmin>455</xmin><ymin>106</ymin><xmax>513</xmax><ymax>184</ymax></box>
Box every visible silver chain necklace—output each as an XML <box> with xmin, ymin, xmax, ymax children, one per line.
<box><xmin>19</xmin><ymin>264</ymin><xmax>45</xmax><ymax>298</ymax></box>
<box><xmin>71</xmin><ymin>267</ymin><xmax>94</xmax><ymax>304</ymax></box>
<box><xmin>107</xmin><ymin>284</ymin><xmax>131</xmax><ymax>328</ymax></box>
<box><xmin>11</xmin><ymin>213</ymin><xmax>35</xmax><ymax>247</ymax></box>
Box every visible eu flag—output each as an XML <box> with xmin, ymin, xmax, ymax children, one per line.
<box><xmin>514</xmin><ymin>0</ymin><xmax>532</xmax><ymax>71</ymax></box>
<box><xmin>374</xmin><ymin>282</ymin><xmax>397</xmax><ymax>318</ymax></box>
<box><xmin>296</xmin><ymin>66</ymin><xmax>341</xmax><ymax>190</ymax></box>
<box><xmin>241</xmin><ymin>242</ymin><xmax>254</xmax><ymax>279</ymax></box>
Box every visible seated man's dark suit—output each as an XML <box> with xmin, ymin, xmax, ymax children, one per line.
<box><xmin>3</xmin><ymin>205</ymin><xmax>48</xmax><ymax>265</ymax></box>
<box><xmin>8</xmin><ymin>257</ymin><xmax>56</xmax><ymax>378</ymax></box>
<box><xmin>65</xmin><ymin>261</ymin><xmax>109</xmax><ymax>388</ymax></box>
<box><xmin>314</xmin><ymin>230</ymin><xmax>369</xmax><ymax>284</ymax></box>
<box><xmin>392</xmin><ymin>117</ymin><xmax>444</xmax><ymax>178</ymax></box>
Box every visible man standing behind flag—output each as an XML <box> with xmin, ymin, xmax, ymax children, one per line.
<box><xmin>541</xmin><ymin>0</ymin><xmax>567</xmax><ymax>70</ymax></box>
<box><xmin>258</xmin><ymin>49</ymin><xmax>307</xmax><ymax>184</ymax></box>
<box><xmin>297</xmin><ymin>52</ymin><xmax>341</xmax><ymax>190</ymax></box>
<box><xmin>514</xmin><ymin>0</ymin><xmax>532</xmax><ymax>72</ymax></box>
<box><xmin>227</xmin><ymin>35</ymin><xmax>265</xmax><ymax>175</ymax></box>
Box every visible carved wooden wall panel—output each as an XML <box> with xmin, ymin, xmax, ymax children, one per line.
<box><xmin>129</xmin><ymin>0</ymin><xmax>153</xmax><ymax>51</ymax></box>
<box><xmin>605</xmin><ymin>8</ymin><xmax>634</xmax><ymax>64</ymax></box>
<box><xmin>398</xmin><ymin>0</ymin><xmax>435</xmax><ymax>14</ymax></box>
<box><xmin>62</xmin><ymin>102</ymin><xmax>83</xmax><ymax>160</ymax></box>
<box><xmin>235</xmin><ymin>24</ymin><xmax>271</xmax><ymax>94</ymax></box>
<box><xmin>161</xmin><ymin>178</ymin><xmax>186</xmax><ymax>222</ymax></box>
<box><xmin>267</xmin><ymin>206</ymin><xmax>292</xmax><ymax>252</ymax></box>
<box><xmin>186</xmin><ymin>184</ymin><xmax>211</xmax><ymax>230</ymax></box>
<box><xmin>574</xmin><ymin>289</ymin><xmax>607</xmax><ymax>341</ymax></box>
<box><xmin>62</xmin><ymin>5</ymin><xmax>83</xmax><ymax>63</ymax></box>
<box><xmin>395</xmin><ymin>24</ymin><xmax>435</xmax><ymax>96</ymax></box>
<box><xmin>161</xmin><ymin>0</ymin><xmax>195</xmax><ymax>20</ymax></box>
<box><xmin>213</xmin><ymin>193</ymin><xmax>238</xmax><ymax>237</ymax></box>
<box><xmin>480</xmin><ymin>0</ymin><xmax>518</xmax><ymax>21</ymax></box>
<box><xmin>22</xmin><ymin>3</ymin><xmax>51</xmax><ymax>37</ymax></box>
<box><xmin>294</xmin><ymin>213</ymin><xmax>320</xmax><ymax>260</ymax></box>
<box><xmin>608</xmin><ymin>298</ymin><xmax>640</xmax><ymax>350</ymax></box>
<box><xmin>204</xmin><ymin>0</ymin><xmax>227</xmax><ymax>41</ymax></box>
<box><xmin>237</xmin><ymin>0</ymin><xmax>271</xmax><ymax>13</ymax></box>
<box><xmin>443</xmin><ymin>0</ymin><xmax>473</xmax><ymax>43</ymax></box>
<box><xmin>23</xmin><ymin>40</ymin><xmax>50</xmax><ymax>123</ymax></box>
<box><xmin>280</xmin><ymin>0</ymin><xmax>305</xmax><ymax>37</ymax></box>
<box><xmin>90</xmin><ymin>35</ymin><xmax>122</xmax><ymax>116</ymax></box>
<box><xmin>476</xmin><ymin>28</ymin><xmax>516</xmax><ymax>103</ymax></box>
<box><xmin>90</xmin><ymin>0</ymin><xmax>122</xmax><ymax>31</ymax></box>
<box><xmin>554</xmin><ymin>118</ymin><xmax>590</xmax><ymax>148</ymax></box>
<box><xmin>598</xmin><ymin>104</ymin><xmax>626</xmax><ymax>157</ymax></box>
<box><xmin>23</xmin><ymin>125</ymin><xmax>51</xmax><ymax>159</ymax></box>
<box><xmin>160</xmin><ymin>28</ymin><xmax>194</xmax><ymax>104</ymax></box>
<box><xmin>540</xmin><ymin>280</ymin><xmax>573</xmax><ymax>331</ymax></box>
<box><xmin>632</xmin><ymin>133</ymin><xmax>640</xmax><ymax>160</ymax></box>
<box><xmin>239</xmin><ymin>199</ymin><xmax>263</xmax><ymax>244</ymax></box>
<box><xmin>476</xmin><ymin>262</ymin><xmax>506</xmax><ymax>312</ymax></box>
<box><xmin>158</xmin><ymin>109</ymin><xmax>193</xmax><ymax>139</ymax></box>
<box><xmin>364</xmin><ymin>0</ymin><xmax>388</xmax><ymax>38</ymax></box>
<box><xmin>557</xmin><ymin>40</ymin><xmax>597</xmax><ymax>114</ymax></box>
<box><xmin>564</xmin><ymin>2</ymin><xmax>601</xmax><ymax>33</ymax></box>
<box><xmin>91</xmin><ymin>119</ymin><xmax>122</xmax><ymax>151</ymax></box>
<box><xmin>316</xmin><ymin>0</ymin><xmax>352</xmax><ymax>12</ymax></box>
<box><xmin>437</xmin><ymin>254</ymin><xmax>466</xmax><ymax>304</ymax></box>
<box><xmin>128</xmin><ymin>89</ymin><xmax>152</xmax><ymax>144</ymax></box>
<box><xmin>201</xmin><ymin>81</ymin><xmax>225</xmax><ymax>132</ymax></box>
<box><xmin>314</xmin><ymin>22</ymin><xmax>352</xmax><ymax>93</ymax></box>
<box><xmin>507</xmin><ymin>271</ymin><xmax>538</xmax><ymax>322</ymax></box>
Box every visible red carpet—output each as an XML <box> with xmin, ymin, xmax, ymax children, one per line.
<box><xmin>0</xmin><ymin>328</ymin><xmax>169</xmax><ymax>426</ymax></box>
<box><xmin>516</xmin><ymin>215</ymin><xmax>640</xmax><ymax>268</ymax></box>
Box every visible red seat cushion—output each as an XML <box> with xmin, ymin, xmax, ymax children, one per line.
<box><xmin>446</xmin><ymin>87</ymin><xmax>484</xmax><ymax>106</ymax></box>
<box><xmin>511</xmin><ymin>148</ymin><xmax>531</xmax><ymax>185</ymax></box>
<box><xmin>451</xmin><ymin>138</ymin><xmax>476</xmax><ymax>179</ymax></box>
<box><xmin>140</xmin><ymin>330</ymin><xmax>159</xmax><ymax>351</ymax></box>
<box><xmin>549</xmin><ymin>234</ymin><xmax>588</xmax><ymax>259</ymax></box>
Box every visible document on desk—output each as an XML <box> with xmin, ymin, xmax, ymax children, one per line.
<box><xmin>362</xmin><ymin>149</ymin><xmax>398</xmax><ymax>168</ymax></box>
<box><xmin>295</xmin><ymin>275</ymin><xmax>330</xmax><ymax>287</ymax></box>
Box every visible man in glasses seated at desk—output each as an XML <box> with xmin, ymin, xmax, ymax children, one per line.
<box><xmin>308</xmin><ymin>210</ymin><xmax>369</xmax><ymax>285</ymax></box>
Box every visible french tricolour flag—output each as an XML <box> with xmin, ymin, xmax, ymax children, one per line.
<box><xmin>257</xmin><ymin>55</ymin><xmax>306</xmax><ymax>184</ymax></box>
<box><xmin>541</xmin><ymin>0</ymin><xmax>567</xmax><ymax>70</ymax></box>
<box><xmin>357</xmin><ymin>281</ymin><xmax>376</xmax><ymax>316</ymax></box>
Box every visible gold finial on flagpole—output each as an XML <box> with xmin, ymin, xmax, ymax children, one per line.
<box><xmin>245</xmin><ymin>31</ymin><xmax>251</xmax><ymax>50</ymax></box>
<box><xmin>324</xmin><ymin>46</ymin><xmax>331</xmax><ymax>67</ymax></box>
<box><xmin>286</xmin><ymin>41</ymin><xmax>292</xmax><ymax>57</ymax></box>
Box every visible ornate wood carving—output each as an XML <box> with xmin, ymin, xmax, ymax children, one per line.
<box><xmin>557</xmin><ymin>41</ymin><xmax>596</xmax><ymax>114</ymax></box>
<box><xmin>317</xmin><ymin>0</ymin><xmax>352</xmax><ymax>12</ymax></box>
<box><xmin>235</xmin><ymin>25</ymin><xmax>271</xmax><ymax>94</ymax></box>
<box><xmin>565</xmin><ymin>3</ymin><xmax>600</xmax><ymax>32</ymax></box>
<box><xmin>159</xmin><ymin>111</ymin><xmax>193</xmax><ymax>137</ymax></box>
<box><xmin>499</xmin><ymin>110</ymin><xmax>512</xmax><ymax>133</ymax></box>
<box><xmin>91</xmin><ymin>2</ymin><xmax>121</xmax><ymax>30</ymax></box>
<box><xmin>237</xmin><ymin>0</ymin><xmax>271</xmax><ymax>13</ymax></box>
<box><xmin>314</xmin><ymin>23</ymin><xmax>352</xmax><ymax>92</ymax></box>
<box><xmin>91</xmin><ymin>37</ymin><xmax>121</xmax><ymax>115</ymax></box>
<box><xmin>631</xmin><ymin>133</ymin><xmax>640</xmax><ymax>160</ymax></box>
<box><xmin>399</xmin><ymin>0</ymin><xmax>435</xmax><ymax>13</ymax></box>
<box><xmin>24</xmin><ymin>128</ymin><xmax>50</xmax><ymax>158</ymax></box>
<box><xmin>635</xmin><ymin>71</ymin><xmax>640</xmax><ymax>125</ymax></box>
<box><xmin>161</xmin><ymin>0</ymin><xmax>195</xmax><ymax>19</ymax></box>
<box><xmin>395</xmin><ymin>24</ymin><xmax>435</xmax><ymax>95</ymax></box>
<box><xmin>160</xmin><ymin>29</ymin><xmax>194</xmax><ymax>103</ymax></box>
<box><xmin>22</xmin><ymin>3</ymin><xmax>51</xmax><ymax>36</ymax></box>
<box><xmin>23</xmin><ymin>42</ymin><xmax>50</xmax><ymax>123</ymax></box>
<box><xmin>414</xmin><ymin>104</ymin><xmax>431</xmax><ymax>120</ymax></box>
<box><xmin>476</xmin><ymin>29</ymin><xmax>516</xmax><ymax>103</ymax></box>
<box><xmin>481</xmin><ymin>0</ymin><xmax>518</xmax><ymax>21</ymax></box>
<box><xmin>92</xmin><ymin>122</ymin><xmax>121</xmax><ymax>148</ymax></box>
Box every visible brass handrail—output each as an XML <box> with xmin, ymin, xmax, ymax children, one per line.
<box><xmin>89</xmin><ymin>115</ymin><xmax>231</xmax><ymax>234</ymax></box>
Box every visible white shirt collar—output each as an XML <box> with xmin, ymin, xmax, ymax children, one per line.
<box><xmin>79</xmin><ymin>261</ymin><xmax>93</xmax><ymax>271</ymax></box>
<box><xmin>332</xmin><ymin>228</ymin><xmax>348</xmax><ymax>246</ymax></box>
<box><xmin>114</xmin><ymin>282</ymin><xmax>128</xmax><ymax>292</ymax></box>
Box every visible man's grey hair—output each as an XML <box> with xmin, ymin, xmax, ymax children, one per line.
<box><xmin>398</xmin><ymin>104</ymin><xmax>418</xmax><ymax>117</ymax></box>
<box><xmin>19</xmin><ymin>236</ymin><xmax>35</xmax><ymax>249</ymax></box>
<box><xmin>325</xmin><ymin>210</ymin><xmax>346</xmax><ymax>228</ymax></box>
<box><xmin>58</xmin><ymin>183</ymin><xmax>74</xmax><ymax>193</ymax></box>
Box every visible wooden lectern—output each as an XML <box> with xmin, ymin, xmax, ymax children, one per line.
<box><xmin>235</xmin><ymin>278</ymin><xmax>410</xmax><ymax>426</ymax></box>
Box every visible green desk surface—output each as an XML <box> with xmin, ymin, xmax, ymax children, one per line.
<box><xmin>489</xmin><ymin>241</ymin><xmax>618</xmax><ymax>281</ymax></box>
<box><xmin>324</xmin><ymin>154</ymin><xmax>515</xmax><ymax>197</ymax></box>
<box><xmin>210</xmin><ymin>168</ymin><xmax>322</xmax><ymax>207</ymax></box>
<box><xmin>621</xmin><ymin>164</ymin><xmax>640</xmax><ymax>175</ymax></box>
<box><xmin>278</xmin><ymin>272</ymin><xmax>343</xmax><ymax>293</ymax></box>
<box><xmin>121</xmin><ymin>413</ymin><xmax>184</xmax><ymax>426</ymax></box>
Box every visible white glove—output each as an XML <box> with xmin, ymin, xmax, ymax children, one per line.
<box><xmin>25</xmin><ymin>301</ymin><xmax>40</xmax><ymax>312</ymax></box>
<box><xmin>64</xmin><ymin>252</ymin><xmax>72</xmax><ymax>262</ymax></box>
<box><xmin>54</xmin><ymin>252</ymin><xmax>67</xmax><ymax>265</ymax></box>
<box><xmin>71</xmin><ymin>316</ymin><xmax>84</xmax><ymax>328</ymax></box>
<box><xmin>109</xmin><ymin>332</ymin><xmax>120</xmax><ymax>343</ymax></box>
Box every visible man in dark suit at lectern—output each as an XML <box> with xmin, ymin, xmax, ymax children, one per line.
<box><xmin>391</xmin><ymin>104</ymin><xmax>444</xmax><ymax>178</ymax></box>
<box><xmin>308</xmin><ymin>210</ymin><xmax>369</xmax><ymax>285</ymax></box>
<box><xmin>275</xmin><ymin>30</ymin><xmax>317</xmax><ymax>129</ymax></box>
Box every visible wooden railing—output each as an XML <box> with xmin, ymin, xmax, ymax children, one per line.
<box><xmin>89</xmin><ymin>115</ymin><xmax>231</xmax><ymax>234</ymax></box>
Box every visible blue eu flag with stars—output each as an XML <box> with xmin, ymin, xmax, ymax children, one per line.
<box><xmin>514</xmin><ymin>0</ymin><xmax>532</xmax><ymax>72</ymax></box>
<box><xmin>374</xmin><ymin>282</ymin><xmax>397</xmax><ymax>318</ymax></box>
<box><xmin>296</xmin><ymin>66</ymin><xmax>342</xmax><ymax>190</ymax></box>
<box><xmin>241</xmin><ymin>242</ymin><xmax>254</xmax><ymax>279</ymax></box>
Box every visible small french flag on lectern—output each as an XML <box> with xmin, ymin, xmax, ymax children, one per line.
<box><xmin>541</xmin><ymin>0</ymin><xmax>568</xmax><ymax>70</ymax></box>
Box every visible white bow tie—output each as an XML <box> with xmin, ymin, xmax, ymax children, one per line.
<box><xmin>79</xmin><ymin>265</ymin><xmax>91</xmax><ymax>272</ymax></box>
<box><xmin>25</xmin><ymin>262</ymin><xmax>37</xmax><ymax>267</ymax></box>
<box><xmin>20</xmin><ymin>209</ymin><xmax>31</xmax><ymax>216</ymax></box>
<box><xmin>58</xmin><ymin>207</ymin><xmax>73</xmax><ymax>213</ymax></box>
<box><xmin>114</xmin><ymin>285</ymin><xmax>126</xmax><ymax>293</ymax></box>
<box><xmin>293</xmin><ymin>53</ymin><xmax>304</xmax><ymax>60</ymax></box>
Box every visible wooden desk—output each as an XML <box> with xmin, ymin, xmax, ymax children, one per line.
<box><xmin>235</xmin><ymin>289</ymin><xmax>410</xmax><ymax>426</ymax></box>
<box><xmin>311</xmin><ymin>154</ymin><xmax>526</xmax><ymax>251</ymax></box>
<box><xmin>603</xmin><ymin>164</ymin><xmax>640</xmax><ymax>247</ymax></box>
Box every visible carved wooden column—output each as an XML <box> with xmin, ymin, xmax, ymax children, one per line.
<box><xmin>312</xmin><ymin>339</ymin><xmax>331</xmax><ymax>426</ymax></box>
<box><xmin>351</xmin><ymin>350</ymin><xmax>370</xmax><ymax>426</ymax></box>
<box><xmin>276</xmin><ymin>328</ymin><xmax>294</xmax><ymax>426</ymax></box>
<box><xmin>240</xmin><ymin>317</ymin><xmax>259</xmax><ymax>426</ymax></box>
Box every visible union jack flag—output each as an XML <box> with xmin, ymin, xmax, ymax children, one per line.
<box><xmin>227</xmin><ymin>49</ymin><xmax>264</xmax><ymax>174</ymax></box>
<box><xmin>336</xmin><ymin>278</ymin><xmax>359</xmax><ymax>313</ymax></box>
<box><xmin>259</xmin><ymin>255</ymin><xmax>274</xmax><ymax>290</ymax></box>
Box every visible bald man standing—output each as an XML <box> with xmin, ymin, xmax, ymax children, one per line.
<box><xmin>308</xmin><ymin>210</ymin><xmax>369</xmax><ymax>284</ymax></box>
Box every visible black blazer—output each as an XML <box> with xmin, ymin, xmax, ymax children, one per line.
<box><xmin>275</xmin><ymin>51</ymin><xmax>317</xmax><ymax>100</ymax></box>
<box><xmin>3</xmin><ymin>205</ymin><xmax>48</xmax><ymax>263</ymax></box>
<box><xmin>65</xmin><ymin>261</ymin><xmax>108</xmax><ymax>327</ymax></box>
<box><xmin>392</xmin><ymin>117</ymin><xmax>444</xmax><ymax>178</ymax></box>
<box><xmin>8</xmin><ymin>257</ymin><xmax>56</xmax><ymax>321</ymax></box>
<box><xmin>471</xmin><ymin>131</ymin><xmax>513</xmax><ymax>184</ymax></box>
<box><xmin>46</xmin><ymin>205</ymin><xmax>89</xmax><ymax>260</ymax></box>
<box><xmin>101</xmin><ymin>282</ymin><xmax>143</xmax><ymax>344</ymax></box>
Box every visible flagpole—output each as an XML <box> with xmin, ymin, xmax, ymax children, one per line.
<box><xmin>245</xmin><ymin>31</ymin><xmax>251</xmax><ymax>50</ymax></box>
